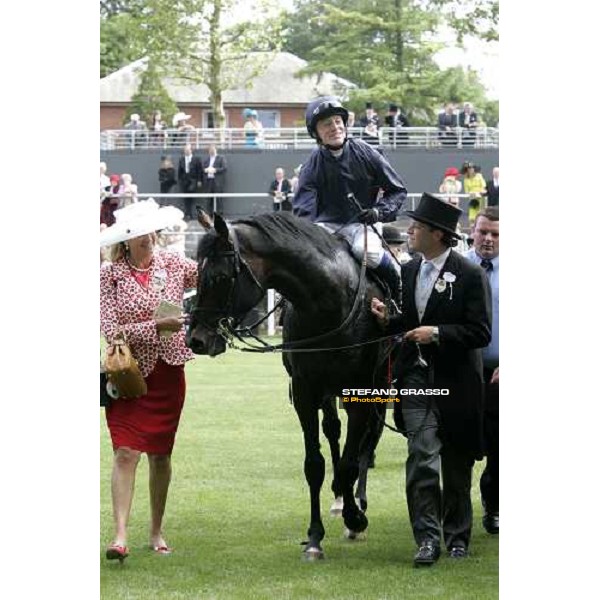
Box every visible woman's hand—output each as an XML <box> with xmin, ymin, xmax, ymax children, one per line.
<box><xmin>155</xmin><ymin>316</ymin><xmax>186</xmax><ymax>333</ymax></box>
<box><xmin>370</xmin><ymin>297</ymin><xmax>388</xmax><ymax>325</ymax></box>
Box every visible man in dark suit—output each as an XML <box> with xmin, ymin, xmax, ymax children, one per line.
<box><xmin>438</xmin><ymin>103</ymin><xmax>458</xmax><ymax>147</ymax></box>
<box><xmin>458</xmin><ymin>102</ymin><xmax>479</xmax><ymax>147</ymax></box>
<box><xmin>201</xmin><ymin>145</ymin><xmax>227</xmax><ymax>214</ymax></box>
<box><xmin>485</xmin><ymin>167</ymin><xmax>500</xmax><ymax>207</ymax></box>
<box><xmin>371</xmin><ymin>193</ymin><xmax>491</xmax><ymax>567</ymax></box>
<box><xmin>177</xmin><ymin>144</ymin><xmax>203</xmax><ymax>219</ymax></box>
<box><xmin>384</xmin><ymin>104</ymin><xmax>410</xmax><ymax>146</ymax></box>
<box><xmin>465</xmin><ymin>207</ymin><xmax>499</xmax><ymax>535</ymax></box>
<box><xmin>269</xmin><ymin>167</ymin><xmax>293</xmax><ymax>212</ymax></box>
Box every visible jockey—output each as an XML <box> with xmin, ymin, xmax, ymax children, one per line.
<box><xmin>293</xmin><ymin>96</ymin><xmax>407</xmax><ymax>298</ymax></box>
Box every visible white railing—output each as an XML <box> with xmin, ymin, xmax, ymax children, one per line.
<box><xmin>117</xmin><ymin>192</ymin><xmax>473</xmax><ymax>216</ymax></box>
<box><xmin>100</xmin><ymin>127</ymin><xmax>499</xmax><ymax>151</ymax></box>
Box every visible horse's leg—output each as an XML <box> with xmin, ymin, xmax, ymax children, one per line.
<box><xmin>293</xmin><ymin>384</ymin><xmax>326</xmax><ymax>560</ymax></box>
<box><xmin>355</xmin><ymin>403</ymin><xmax>386</xmax><ymax>512</ymax></box>
<box><xmin>321</xmin><ymin>395</ymin><xmax>343</xmax><ymax>515</ymax></box>
<box><xmin>337</xmin><ymin>404</ymin><xmax>370</xmax><ymax>537</ymax></box>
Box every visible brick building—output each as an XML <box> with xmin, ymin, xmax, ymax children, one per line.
<box><xmin>100</xmin><ymin>52</ymin><xmax>356</xmax><ymax>130</ymax></box>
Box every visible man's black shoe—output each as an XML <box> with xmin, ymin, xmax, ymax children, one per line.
<box><xmin>449</xmin><ymin>546</ymin><xmax>468</xmax><ymax>559</ymax></box>
<box><xmin>482</xmin><ymin>512</ymin><xmax>499</xmax><ymax>534</ymax></box>
<box><xmin>413</xmin><ymin>541</ymin><xmax>441</xmax><ymax>567</ymax></box>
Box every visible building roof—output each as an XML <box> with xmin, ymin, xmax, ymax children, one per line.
<box><xmin>100</xmin><ymin>52</ymin><xmax>356</xmax><ymax>104</ymax></box>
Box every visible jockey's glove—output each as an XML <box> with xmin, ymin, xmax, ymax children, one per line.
<box><xmin>358</xmin><ymin>208</ymin><xmax>379</xmax><ymax>225</ymax></box>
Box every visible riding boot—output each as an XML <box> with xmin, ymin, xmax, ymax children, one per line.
<box><xmin>374</xmin><ymin>252</ymin><xmax>401</xmax><ymax>303</ymax></box>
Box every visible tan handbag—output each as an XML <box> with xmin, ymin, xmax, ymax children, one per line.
<box><xmin>104</xmin><ymin>332</ymin><xmax>147</xmax><ymax>398</ymax></box>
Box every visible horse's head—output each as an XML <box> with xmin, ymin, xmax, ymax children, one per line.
<box><xmin>187</xmin><ymin>212</ymin><xmax>265</xmax><ymax>356</ymax></box>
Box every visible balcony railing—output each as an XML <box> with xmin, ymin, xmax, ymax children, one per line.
<box><xmin>100</xmin><ymin>127</ymin><xmax>499</xmax><ymax>151</ymax></box>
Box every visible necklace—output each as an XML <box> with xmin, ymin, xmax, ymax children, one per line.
<box><xmin>127</xmin><ymin>257</ymin><xmax>153</xmax><ymax>273</ymax></box>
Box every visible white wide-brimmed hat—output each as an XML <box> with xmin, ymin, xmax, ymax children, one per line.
<box><xmin>172</xmin><ymin>112</ymin><xmax>191</xmax><ymax>125</ymax></box>
<box><xmin>100</xmin><ymin>199</ymin><xmax>185</xmax><ymax>247</ymax></box>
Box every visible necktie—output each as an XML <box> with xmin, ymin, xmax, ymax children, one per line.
<box><xmin>481</xmin><ymin>259</ymin><xmax>493</xmax><ymax>272</ymax></box>
<box><xmin>416</xmin><ymin>261</ymin><xmax>435</xmax><ymax>321</ymax></box>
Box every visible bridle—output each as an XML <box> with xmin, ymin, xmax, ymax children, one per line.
<box><xmin>191</xmin><ymin>222</ymin><xmax>376</xmax><ymax>354</ymax></box>
<box><xmin>192</xmin><ymin>226</ymin><xmax>264</xmax><ymax>336</ymax></box>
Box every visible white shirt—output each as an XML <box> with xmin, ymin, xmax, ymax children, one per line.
<box><xmin>208</xmin><ymin>155</ymin><xmax>216</xmax><ymax>178</ymax></box>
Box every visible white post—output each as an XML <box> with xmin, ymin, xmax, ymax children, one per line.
<box><xmin>267</xmin><ymin>289</ymin><xmax>276</xmax><ymax>336</ymax></box>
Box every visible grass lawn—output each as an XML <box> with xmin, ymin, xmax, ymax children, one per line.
<box><xmin>100</xmin><ymin>341</ymin><xmax>498</xmax><ymax>599</ymax></box>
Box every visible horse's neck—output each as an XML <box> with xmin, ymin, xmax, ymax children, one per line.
<box><xmin>238</xmin><ymin>227</ymin><xmax>357</xmax><ymax>315</ymax></box>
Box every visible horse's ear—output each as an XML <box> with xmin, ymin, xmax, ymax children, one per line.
<box><xmin>213</xmin><ymin>212</ymin><xmax>229</xmax><ymax>240</ymax></box>
<box><xmin>197</xmin><ymin>209</ymin><xmax>213</xmax><ymax>230</ymax></box>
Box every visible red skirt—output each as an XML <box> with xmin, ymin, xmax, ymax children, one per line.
<box><xmin>106</xmin><ymin>359</ymin><xmax>186</xmax><ymax>454</ymax></box>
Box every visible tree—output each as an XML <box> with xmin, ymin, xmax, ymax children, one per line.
<box><xmin>128</xmin><ymin>61</ymin><xmax>179</xmax><ymax>125</ymax></box>
<box><xmin>101</xmin><ymin>0</ymin><xmax>284</xmax><ymax>130</ymax></box>
<box><xmin>100</xmin><ymin>12</ymin><xmax>144</xmax><ymax>77</ymax></box>
<box><xmin>282</xmin><ymin>0</ymin><xmax>498</xmax><ymax>124</ymax></box>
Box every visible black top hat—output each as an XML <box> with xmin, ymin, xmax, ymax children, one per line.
<box><xmin>382</xmin><ymin>224</ymin><xmax>407</xmax><ymax>244</ymax></box>
<box><xmin>389</xmin><ymin>103</ymin><xmax>399</xmax><ymax>112</ymax></box>
<box><xmin>405</xmin><ymin>193</ymin><xmax>462</xmax><ymax>238</ymax></box>
<box><xmin>365</xmin><ymin>102</ymin><xmax>373</xmax><ymax>109</ymax></box>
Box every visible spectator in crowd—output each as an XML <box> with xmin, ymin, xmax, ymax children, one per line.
<box><xmin>172</xmin><ymin>112</ymin><xmax>194</xmax><ymax>147</ymax></box>
<box><xmin>119</xmin><ymin>173</ymin><xmax>138</xmax><ymax>208</ymax></box>
<box><xmin>150</xmin><ymin>110</ymin><xmax>168</xmax><ymax>147</ymax></box>
<box><xmin>100</xmin><ymin>199</ymin><xmax>198</xmax><ymax>563</ymax></box>
<box><xmin>269</xmin><ymin>167</ymin><xmax>292</xmax><ymax>212</ymax></box>
<box><xmin>158</xmin><ymin>155</ymin><xmax>177</xmax><ymax>204</ymax></box>
<box><xmin>201</xmin><ymin>145</ymin><xmax>227</xmax><ymax>214</ymax></box>
<box><xmin>464</xmin><ymin>207</ymin><xmax>499</xmax><ymax>535</ymax></box>
<box><xmin>485</xmin><ymin>167</ymin><xmax>499</xmax><ymax>207</ymax></box>
<box><xmin>289</xmin><ymin>164</ymin><xmax>302</xmax><ymax>195</ymax></box>
<box><xmin>384</xmin><ymin>104</ymin><xmax>410</xmax><ymax>145</ymax></box>
<box><xmin>370</xmin><ymin>193</ymin><xmax>491</xmax><ymax>567</ymax></box>
<box><xmin>124</xmin><ymin>113</ymin><xmax>148</xmax><ymax>148</ymax></box>
<box><xmin>157</xmin><ymin>217</ymin><xmax>188</xmax><ymax>257</ymax></box>
<box><xmin>438</xmin><ymin>103</ymin><xmax>458</xmax><ymax>147</ymax></box>
<box><xmin>100</xmin><ymin>162</ymin><xmax>111</xmax><ymax>200</ymax></box>
<box><xmin>439</xmin><ymin>167</ymin><xmax>469</xmax><ymax>252</ymax></box>
<box><xmin>346</xmin><ymin>111</ymin><xmax>356</xmax><ymax>137</ymax></box>
<box><xmin>177</xmin><ymin>144</ymin><xmax>203</xmax><ymax>220</ymax></box>
<box><xmin>359</xmin><ymin>102</ymin><xmax>380</xmax><ymax>146</ymax></box>
<box><xmin>382</xmin><ymin>224</ymin><xmax>412</xmax><ymax>265</ymax></box>
<box><xmin>438</xmin><ymin>167</ymin><xmax>462</xmax><ymax>207</ymax></box>
<box><xmin>243</xmin><ymin>108</ymin><xmax>264</xmax><ymax>147</ymax></box>
<box><xmin>459</xmin><ymin>102</ymin><xmax>479</xmax><ymax>147</ymax></box>
<box><xmin>294</xmin><ymin>96</ymin><xmax>407</xmax><ymax>298</ymax></box>
<box><xmin>462</xmin><ymin>161</ymin><xmax>487</xmax><ymax>225</ymax></box>
<box><xmin>100</xmin><ymin>173</ymin><xmax>122</xmax><ymax>226</ymax></box>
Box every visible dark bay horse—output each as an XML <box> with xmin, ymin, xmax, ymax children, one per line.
<box><xmin>187</xmin><ymin>212</ymin><xmax>394</xmax><ymax>559</ymax></box>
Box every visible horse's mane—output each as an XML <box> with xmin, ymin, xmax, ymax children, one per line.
<box><xmin>235</xmin><ymin>213</ymin><xmax>342</xmax><ymax>259</ymax></box>
<box><xmin>197</xmin><ymin>212</ymin><xmax>345</xmax><ymax>262</ymax></box>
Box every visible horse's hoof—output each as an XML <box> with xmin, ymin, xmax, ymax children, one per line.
<box><xmin>344</xmin><ymin>527</ymin><xmax>368</xmax><ymax>541</ymax></box>
<box><xmin>343</xmin><ymin>509</ymin><xmax>369</xmax><ymax>534</ymax></box>
<box><xmin>303</xmin><ymin>545</ymin><xmax>325</xmax><ymax>561</ymax></box>
<box><xmin>330</xmin><ymin>497</ymin><xmax>343</xmax><ymax>517</ymax></box>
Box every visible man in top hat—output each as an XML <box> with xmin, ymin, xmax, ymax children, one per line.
<box><xmin>384</xmin><ymin>104</ymin><xmax>410</xmax><ymax>145</ymax></box>
<box><xmin>371</xmin><ymin>193</ymin><xmax>491</xmax><ymax>567</ymax></box>
<box><xmin>359</xmin><ymin>102</ymin><xmax>380</xmax><ymax>146</ymax></box>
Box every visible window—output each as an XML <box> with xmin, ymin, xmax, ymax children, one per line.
<box><xmin>202</xmin><ymin>110</ymin><xmax>229</xmax><ymax>128</ymax></box>
<box><xmin>256</xmin><ymin>110</ymin><xmax>280</xmax><ymax>129</ymax></box>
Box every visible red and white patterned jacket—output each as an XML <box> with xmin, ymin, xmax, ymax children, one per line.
<box><xmin>100</xmin><ymin>251</ymin><xmax>198</xmax><ymax>377</ymax></box>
